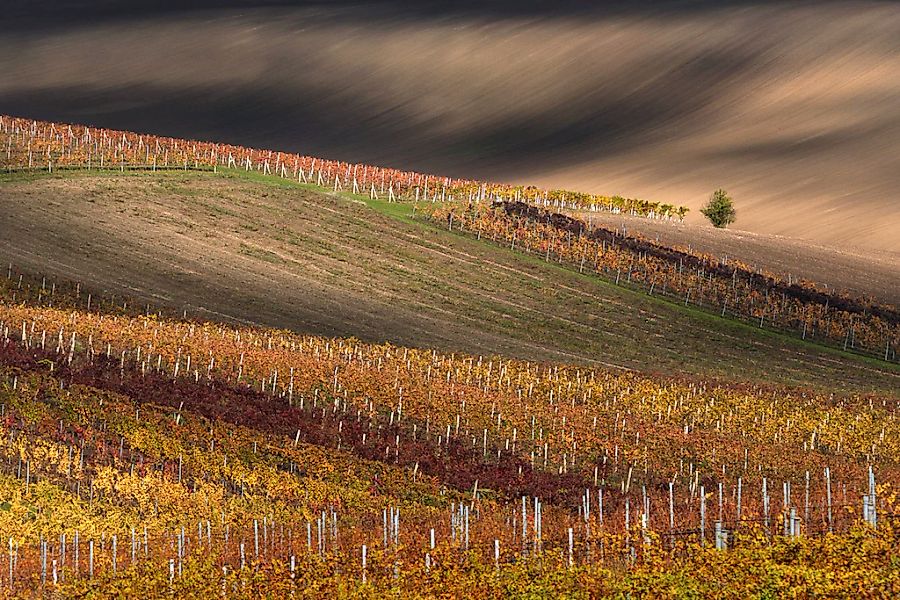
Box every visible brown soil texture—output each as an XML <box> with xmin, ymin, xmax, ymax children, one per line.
<box><xmin>1</xmin><ymin>2</ymin><xmax>899</xmax><ymax>252</ymax></box>
<box><xmin>570</xmin><ymin>210</ymin><xmax>899</xmax><ymax>307</ymax></box>
<box><xmin>1</xmin><ymin>171</ymin><xmax>898</xmax><ymax>396</ymax></box>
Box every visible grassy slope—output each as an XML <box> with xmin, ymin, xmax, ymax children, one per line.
<box><xmin>0</xmin><ymin>168</ymin><xmax>897</xmax><ymax>395</ymax></box>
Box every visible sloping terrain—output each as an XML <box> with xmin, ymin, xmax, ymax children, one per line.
<box><xmin>3</xmin><ymin>4</ymin><xmax>899</xmax><ymax>595</ymax></box>
<box><xmin>2</xmin><ymin>1</ymin><xmax>899</xmax><ymax>251</ymax></box>
<box><xmin>1</xmin><ymin>169</ymin><xmax>897</xmax><ymax>395</ymax></box>
<box><xmin>569</xmin><ymin>210</ymin><xmax>899</xmax><ymax>307</ymax></box>
<box><xmin>1</xmin><ymin>298</ymin><xmax>897</xmax><ymax>596</ymax></box>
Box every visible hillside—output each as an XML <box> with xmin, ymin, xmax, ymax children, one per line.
<box><xmin>567</xmin><ymin>210</ymin><xmax>900</xmax><ymax>307</ymax></box>
<box><xmin>2</xmin><ymin>1</ymin><xmax>899</xmax><ymax>251</ymax></box>
<box><xmin>3</xmin><ymin>4</ymin><xmax>900</xmax><ymax>596</ymax></box>
<box><xmin>2</xmin><ymin>169</ymin><xmax>898</xmax><ymax>397</ymax></box>
<box><xmin>0</xmin><ymin>268</ymin><xmax>898</xmax><ymax>595</ymax></box>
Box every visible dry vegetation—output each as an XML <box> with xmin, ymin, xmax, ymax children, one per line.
<box><xmin>1</xmin><ymin>170</ymin><xmax>898</xmax><ymax>396</ymax></box>
<box><xmin>0</xmin><ymin>272</ymin><xmax>897</xmax><ymax>596</ymax></box>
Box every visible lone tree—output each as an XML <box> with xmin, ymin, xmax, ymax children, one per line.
<box><xmin>701</xmin><ymin>189</ymin><xmax>736</xmax><ymax>228</ymax></box>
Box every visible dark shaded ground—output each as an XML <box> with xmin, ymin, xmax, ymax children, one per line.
<box><xmin>1</xmin><ymin>1</ymin><xmax>899</xmax><ymax>251</ymax></box>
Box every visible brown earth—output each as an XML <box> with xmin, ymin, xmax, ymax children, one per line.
<box><xmin>1</xmin><ymin>2</ymin><xmax>899</xmax><ymax>253</ymax></box>
<box><xmin>1</xmin><ymin>170</ymin><xmax>898</xmax><ymax>396</ymax></box>
<box><xmin>570</xmin><ymin>210</ymin><xmax>899</xmax><ymax>307</ymax></box>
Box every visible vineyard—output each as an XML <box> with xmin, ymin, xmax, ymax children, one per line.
<box><xmin>0</xmin><ymin>115</ymin><xmax>686</xmax><ymax>220</ymax></box>
<box><xmin>2</xmin><ymin>114</ymin><xmax>896</xmax><ymax>370</ymax></box>
<box><xmin>1</xmin><ymin>114</ymin><xmax>899</xmax><ymax>596</ymax></box>
<box><xmin>429</xmin><ymin>201</ymin><xmax>900</xmax><ymax>364</ymax></box>
<box><xmin>0</xmin><ymin>268</ymin><xmax>898</xmax><ymax>597</ymax></box>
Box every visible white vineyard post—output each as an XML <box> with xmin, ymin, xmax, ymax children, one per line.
<box><xmin>361</xmin><ymin>545</ymin><xmax>367</xmax><ymax>584</ymax></box>
<box><xmin>804</xmin><ymin>471</ymin><xmax>810</xmax><ymax>526</ymax></box>
<box><xmin>825</xmin><ymin>467</ymin><xmax>833</xmax><ymax>533</ymax></box>
<box><xmin>714</xmin><ymin>521</ymin><xmax>727</xmax><ymax>550</ymax></box>
<box><xmin>700</xmin><ymin>485</ymin><xmax>706</xmax><ymax>545</ymax></box>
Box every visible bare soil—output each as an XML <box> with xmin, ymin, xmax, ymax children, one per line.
<box><xmin>0</xmin><ymin>170</ymin><xmax>897</xmax><ymax>396</ymax></box>
<box><xmin>2</xmin><ymin>2</ymin><xmax>899</xmax><ymax>252</ymax></box>
<box><xmin>570</xmin><ymin>211</ymin><xmax>899</xmax><ymax>307</ymax></box>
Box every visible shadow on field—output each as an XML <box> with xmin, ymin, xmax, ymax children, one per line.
<box><xmin>2</xmin><ymin>1</ymin><xmax>900</xmax><ymax>251</ymax></box>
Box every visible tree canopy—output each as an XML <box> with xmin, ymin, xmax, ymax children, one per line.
<box><xmin>701</xmin><ymin>189</ymin><xmax>736</xmax><ymax>228</ymax></box>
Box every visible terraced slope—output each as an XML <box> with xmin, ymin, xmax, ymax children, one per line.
<box><xmin>1</xmin><ymin>169</ymin><xmax>897</xmax><ymax>394</ymax></box>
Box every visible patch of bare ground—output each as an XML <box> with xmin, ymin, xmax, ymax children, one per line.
<box><xmin>0</xmin><ymin>171</ymin><xmax>896</xmax><ymax>396</ymax></box>
<box><xmin>569</xmin><ymin>210</ymin><xmax>899</xmax><ymax>307</ymax></box>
